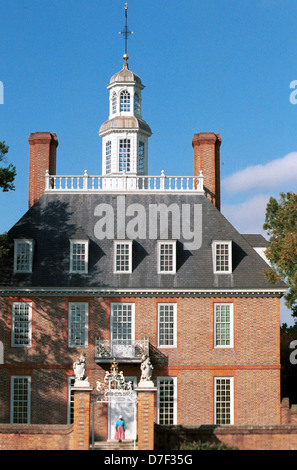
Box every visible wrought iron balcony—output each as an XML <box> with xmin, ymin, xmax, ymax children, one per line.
<box><xmin>95</xmin><ymin>338</ymin><xmax>149</xmax><ymax>363</ymax></box>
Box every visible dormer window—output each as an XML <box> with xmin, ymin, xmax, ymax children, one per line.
<box><xmin>120</xmin><ymin>90</ymin><xmax>130</xmax><ymax>112</ymax></box>
<box><xmin>158</xmin><ymin>241</ymin><xmax>176</xmax><ymax>274</ymax></box>
<box><xmin>114</xmin><ymin>240</ymin><xmax>132</xmax><ymax>273</ymax></box>
<box><xmin>14</xmin><ymin>239</ymin><xmax>34</xmax><ymax>273</ymax></box>
<box><xmin>70</xmin><ymin>239</ymin><xmax>89</xmax><ymax>274</ymax></box>
<box><xmin>212</xmin><ymin>241</ymin><xmax>232</xmax><ymax>274</ymax></box>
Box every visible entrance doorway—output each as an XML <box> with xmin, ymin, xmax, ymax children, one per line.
<box><xmin>92</xmin><ymin>360</ymin><xmax>138</xmax><ymax>448</ymax></box>
<box><xmin>108</xmin><ymin>377</ymin><xmax>137</xmax><ymax>440</ymax></box>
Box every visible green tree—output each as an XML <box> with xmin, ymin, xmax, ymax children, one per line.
<box><xmin>0</xmin><ymin>141</ymin><xmax>16</xmax><ymax>192</ymax></box>
<box><xmin>263</xmin><ymin>192</ymin><xmax>297</xmax><ymax>316</ymax></box>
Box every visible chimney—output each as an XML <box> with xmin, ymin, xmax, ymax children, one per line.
<box><xmin>192</xmin><ymin>132</ymin><xmax>221</xmax><ymax>211</ymax></box>
<box><xmin>28</xmin><ymin>132</ymin><xmax>58</xmax><ymax>208</ymax></box>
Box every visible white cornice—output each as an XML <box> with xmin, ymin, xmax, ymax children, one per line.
<box><xmin>0</xmin><ymin>287</ymin><xmax>287</xmax><ymax>297</ymax></box>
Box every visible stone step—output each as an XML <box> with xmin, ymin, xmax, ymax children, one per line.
<box><xmin>92</xmin><ymin>440</ymin><xmax>137</xmax><ymax>451</ymax></box>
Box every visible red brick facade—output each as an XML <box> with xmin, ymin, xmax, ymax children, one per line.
<box><xmin>0</xmin><ymin>293</ymin><xmax>281</xmax><ymax>441</ymax></box>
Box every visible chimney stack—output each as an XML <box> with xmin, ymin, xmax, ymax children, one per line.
<box><xmin>28</xmin><ymin>132</ymin><xmax>58</xmax><ymax>208</ymax></box>
<box><xmin>192</xmin><ymin>132</ymin><xmax>221</xmax><ymax>211</ymax></box>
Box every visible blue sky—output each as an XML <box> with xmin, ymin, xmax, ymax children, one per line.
<box><xmin>1</xmin><ymin>0</ymin><xmax>297</xmax><ymax>323</ymax></box>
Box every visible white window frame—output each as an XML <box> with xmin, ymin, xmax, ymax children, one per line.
<box><xmin>110</xmin><ymin>303</ymin><xmax>135</xmax><ymax>341</ymax></box>
<box><xmin>157</xmin><ymin>240</ymin><xmax>176</xmax><ymax>274</ymax></box>
<box><xmin>157</xmin><ymin>377</ymin><xmax>177</xmax><ymax>425</ymax></box>
<box><xmin>214</xmin><ymin>377</ymin><xmax>234</xmax><ymax>425</ymax></box>
<box><xmin>134</xmin><ymin>92</ymin><xmax>141</xmax><ymax>116</ymax></box>
<box><xmin>214</xmin><ymin>303</ymin><xmax>234</xmax><ymax>348</ymax></box>
<box><xmin>70</xmin><ymin>239</ymin><xmax>89</xmax><ymax>274</ymax></box>
<box><xmin>11</xmin><ymin>302</ymin><xmax>32</xmax><ymax>347</ymax></box>
<box><xmin>111</xmin><ymin>91</ymin><xmax>117</xmax><ymax>115</ymax></box>
<box><xmin>68</xmin><ymin>302</ymin><xmax>89</xmax><ymax>348</ymax></box>
<box><xmin>157</xmin><ymin>303</ymin><xmax>177</xmax><ymax>348</ymax></box>
<box><xmin>10</xmin><ymin>376</ymin><xmax>31</xmax><ymax>424</ymax></box>
<box><xmin>14</xmin><ymin>239</ymin><xmax>34</xmax><ymax>273</ymax></box>
<box><xmin>138</xmin><ymin>141</ymin><xmax>145</xmax><ymax>175</ymax></box>
<box><xmin>120</xmin><ymin>89</ymin><xmax>131</xmax><ymax>113</ymax></box>
<box><xmin>119</xmin><ymin>138</ymin><xmax>131</xmax><ymax>172</ymax></box>
<box><xmin>212</xmin><ymin>240</ymin><xmax>232</xmax><ymax>274</ymax></box>
<box><xmin>106</xmin><ymin>140</ymin><xmax>112</xmax><ymax>174</ymax></box>
<box><xmin>114</xmin><ymin>240</ymin><xmax>132</xmax><ymax>273</ymax></box>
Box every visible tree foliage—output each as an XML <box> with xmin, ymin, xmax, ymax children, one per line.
<box><xmin>0</xmin><ymin>141</ymin><xmax>16</xmax><ymax>192</ymax></box>
<box><xmin>263</xmin><ymin>192</ymin><xmax>297</xmax><ymax>313</ymax></box>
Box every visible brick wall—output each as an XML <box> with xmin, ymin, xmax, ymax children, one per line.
<box><xmin>0</xmin><ymin>424</ymin><xmax>73</xmax><ymax>450</ymax></box>
<box><xmin>0</xmin><ymin>293</ymin><xmax>281</xmax><ymax>440</ymax></box>
<box><xmin>154</xmin><ymin>423</ymin><xmax>297</xmax><ymax>450</ymax></box>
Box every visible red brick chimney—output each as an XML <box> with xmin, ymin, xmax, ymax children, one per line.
<box><xmin>28</xmin><ymin>132</ymin><xmax>58</xmax><ymax>208</ymax></box>
<box><xmin>192</xmin><ymin>132</ymin><xmax>221</xmax><ymax>211</ymax></box>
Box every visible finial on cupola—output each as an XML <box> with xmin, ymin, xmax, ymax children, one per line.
<box><xmin>119</xmin><ymin>3</ymin><xmax>133</xmax><ymax>67</ymax></box>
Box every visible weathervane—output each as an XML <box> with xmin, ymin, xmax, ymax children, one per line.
<box><xmin>119</xmin><ymin>3</ymin><xmax>133</xmax><ymax>59</ymax></box>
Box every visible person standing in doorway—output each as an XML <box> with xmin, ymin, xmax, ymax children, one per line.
<box><xmin>114</xmin><ymin>415</ymin><xmax>126</xmax><ymax>442</ymax></box>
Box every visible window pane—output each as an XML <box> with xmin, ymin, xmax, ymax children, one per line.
<box><xmin>134</xmin><ymin>93</ymin><xmax>140</xmax><ymax>114</ymax></box>
<box><xmin>158</xmin><ymin>304</ymin><xmax>175</xmax><ymax>346</ymax></box>
<box><xmin>216</xmin><ymin>243</ymin><xmax>230</xmax><ymax>272</ymax></box>
<box><xmin>138</xmin><ymin>141</ymin><xmax>145</xmax><ymax>175</ymax></box>
<box><xmin>120</xmin><ymin>90</ymin><xmax>130</xmax><ymax>112</ymax></box>
<box><xmin>11</xmin><ymin>377</ymin><xmax>30</xmax><ymax>424</ymax></box>
<box><xmin>115</xmin><ymin>243</ymin><xmax>131</xmax><ymax>272</ymax></box>
<box><xmin>111</xmin><ymin>304</ymin><xmax>132</xmax><ymax>340</ymax></box>
<box><xmin>159</xmin><ymin>243</ymin><xmax>174</xmax><ymax>272</ymax></box>
<box><xmin>158</xmin><ymin>378</ymin><xmax>175</xmax><ymax>425</ymax></box>
<box><xmin>12</xmin><ymin>303</ymin><xmax>31</xmax><ymax>346</ymax></box>
<box><xmin>71</xmin><ymin>242</ymin><xmax>87</xmax><ymax>272</ymax></box>
<box><xmin>69</xmin><ymin>303</ymin><xmax>88</xmax><ymax>347</ymax></box>
<box><xmin>215</xmin><ymin>378</ymin><xmax>232</xmax><ymax>425</ymax></box>
<box><xmin>106</xmin><ymin>141</ymin><xmax>111</xmax><ymax>174</ymax></box>
<box><xmin>112</xmin><ymin>92</ymin><xmax>117</xmax><ymax>114</ymax></box>
<box><xmin>15</xmin><ymin>241</ymin><xmax>33</xmax><ymax>272</ymax></box>
<box><xmin>119</xmin><ymin>139</ymin><xmax>131</xmax><ymax>172</ymax></box>
<box><xmin>215</xmin><ymin>304</ymin><xmax>231</xmax><ymax>346</ymax></box>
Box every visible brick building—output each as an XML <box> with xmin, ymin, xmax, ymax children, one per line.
<box><xmin>0</xmin><ymin>51</ymin><xmax>286</xmax><ymax>443</ymax></box>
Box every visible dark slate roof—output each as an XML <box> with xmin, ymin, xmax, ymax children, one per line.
<box><xmin>241</xmin><ymin>234</ymin><xmax>269</xmax><ymax>248</ymax></box>
<box><xmin>0</xmin><ymin>192</ymin><xmax>286</xmax><ymax>292</ymax></box>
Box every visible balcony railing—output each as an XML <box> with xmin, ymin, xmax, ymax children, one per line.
<box><xmin>45</xmin><ymin>170</ymin><xmax>204</xmax><ymax>193</ymax></box>
<box><xmin>95</xmin><ymin>338</ymin><xmax>149</xmax><ymax>363</ymax></box>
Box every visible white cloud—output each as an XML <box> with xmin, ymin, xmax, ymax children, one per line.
<box><xmin>221</xmin><ymin>194</ymin><xmax>270</xmax><ymax>235</ymax></box>
<box><xmin>222</xmin><ymin>152</ymin><xmax>297</xmax><ymax>195</ymax></box>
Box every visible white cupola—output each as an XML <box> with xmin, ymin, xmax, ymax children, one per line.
<box><xmin>99</xmin><ymin>53</ymin><xmax>152</xmax><ymax>177</ymax></box>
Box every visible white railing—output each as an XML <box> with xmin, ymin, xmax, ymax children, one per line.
<box><xmin>45</xmin><ymin>170</ymin><xmax>204</xmax><ymax>193</ymax></box>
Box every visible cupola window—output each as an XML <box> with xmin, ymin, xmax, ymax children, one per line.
<box><xmin>112</xmin><ymin>92</ymin><xmax>117</xmax><ymax>114</ymax></box>
<box><xmin>138</xmin><ymin>141</ymin><xmax>145</xmax><ymax>175</ymax></box>
<box><xmin>106</xmin><ymin>141</ymin><xmax>112</xmax><ymax>174</ymax></box>
<box><xmin>120</xmin><ymin>90</ymin><xmax>130</xmax><ymax>112</ymax></box>
<box><xmin>119</xmin><ymin>139</ymin><xmax>131</xmax><ymax>172</ymax></box>
<box><xmin>134</xmin><ymin>92</ymin><xmax>140</xmax><ymax>115</ymax></box>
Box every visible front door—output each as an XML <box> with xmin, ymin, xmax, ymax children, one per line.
<box><xmin>108</xmin><ymin>377</ymin><xmax>137</xmax><ymax>440</ymax></box>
